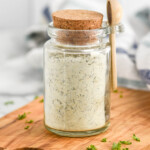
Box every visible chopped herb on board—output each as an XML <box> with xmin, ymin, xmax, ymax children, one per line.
<box><xmin>39</xmin><ymin>99</ymin><xmax>44</xmax><ymax>103</ymax></box>
<box><xmin>120</xmin><ymin>141</ymin><xmax>132</xmax><ymax>145</ymax></box>
<box><xmin>101</xmin><ymin>138</ymin><xmax>107</xmax><ymax>142</ymax></box>
<box><xmin>4</xmin><ymin>101</ymin><xmax>14</xmax><ymax>105</ymax></box>
<box><xmin>120</xmin><ymin>94</ymin><xmax>123</xmax><ymax>98</ymax></box>
<box><xmin>34</xmin><ymin>96</ymin><xmax>39</xmax><ymax>99</ymax></box>
<box><xmin>113</xmin><ymin>89</ymin><xmax>118</xmax><ymax>93</ymax></box>
<box><xmin>24</xmin><ymin>126</ymin><xmax>30</xmax><ymax>129</ymax></box>
<box><xmin>112</xmin><ymin>142</ymin><xmax>121</xmax><ymax>150</ymax></box>
<box><xmin>18</xmin><ymin>113</ymin><xmax>26</xmax><ymax>120</ymax></box>
<box><xmin>86</xmin><ymin>145</ymin><xmax>97</xmax><ymax>150</ymax></box>
<box><xmin>26</xmin><ymin>120</ymin><xmax>33</xmax><ymax>123</ymax></box>
<box><xmin>132</xmin><ymin>134</ymin><xmax>140</xmax><ymax>142</ymax></box>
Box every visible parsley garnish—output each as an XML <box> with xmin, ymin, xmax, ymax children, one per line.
<box><xmin>122</xmin><ymin>148</ymin><xmax>128</xmax><ymax>150</ymax></box>
<box><xmin>112</xmin><ymin>142</ymin><xmax>121</xmax><ymax>150</ymax></box>
<box><xmin>114</xmin><ymin>89</ymin><xmax>118</xmax><ymax>93</ymax></box>
<box><xmin>87</xmin><ymin>145</ymin><xmax>97</xmax><ymax>150</ymax></box>
<box><xmin>24</xmin><ymin>126</ymin><xmax>30</xmax><ymax>129</ymax></box>
<box><xmin>34</xmin><ymin>96</ymin><xmax>39</xmax><ymax>99</ymax></box>
<box><xmin>18</xmin><ymin>113</ymin><xmax>26</xmax><ymax>120</ymax></box>
<box><xmin>132</xmin><ymin>134</ymin><xmax>140</xmax><ymax>142</ymax></box>
<box><xmin>120</xmin><ymin>94</ymin><xmax>123</xmax><ymax>98</ymax></box>
<box><xmin>26</xmin><ymin>120</ymin><xmax>33</xmax><ymax>123</ymax></box>
<box><xmin>120</xmin><ymin>141</ymin><xmax>132</xmax><ymax>145</ymax></box>
<box><xmin>39</xmin><ymin>99</ymin><xmax>44</xmax><ymax>103</ymax></box>
<box><xmin>101</xmin><ymin>138</ymin><xmax>107</xmax><ymax>142</ymax></box>
<box><xmin>4</xmin><ymin>101</ymin><xmax>14</xmax><ymax>105</ymax></box>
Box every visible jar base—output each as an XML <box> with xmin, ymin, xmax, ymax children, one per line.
<box><xmin>45</xmin><ymin>122</ymin><xmax>110</xmax><ymax>137</ymax></box>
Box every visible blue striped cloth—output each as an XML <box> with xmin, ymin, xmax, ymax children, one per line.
<box><xmin>42</xmin><ymin>2</ymin><xmax>150</xmax><ymax>91</ymax></box>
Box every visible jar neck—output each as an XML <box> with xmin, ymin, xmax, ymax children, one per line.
<box><xmin>50</xmin><ymin>36</ymin><xmax>104</xmax><ymax>48</ymax></box>
<box><xmin>47</xmin><ymin>21</ymin><xmax>124</xmax><ymax>48</ymax></box>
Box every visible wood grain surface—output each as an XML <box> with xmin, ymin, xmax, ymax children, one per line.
<box><xmin>0</xmin><ymin>88</ymin><xmax>150</xmax><ymax>150</ymax></box>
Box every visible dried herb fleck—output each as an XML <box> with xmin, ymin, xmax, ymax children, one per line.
<box><xmin>87</xmin><ymin>145</ymin><xmax>97</xmax><ymax>150</ymax></box>
<box><xmin>18</xmin><ymin>113</ymin><xmax>26</xmax><ymax>120</ymax></box>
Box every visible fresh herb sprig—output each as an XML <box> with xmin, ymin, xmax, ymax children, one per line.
<box><xmin>24</xmin><ymin>126</ymin><xmax>30</xmax><ymax>129</ymax></box>
<box><xmin>112</xmin><ymin>142</ymin><xmax>121</xmax><ymax>150</ymax></box>
<box><xmin>120</xmin><ymin>95</ymin><xmax>123</xmax><ymax>98</ymax></box>
<box><xmin>113</xmin><ymin>89</ymin><xmax>118</xmax><ymax>93</ymax></box>
<box><xmin>101</xmin><ymin>138</ymin><xmax>107</xmax><ymax>142</ymax></box>
<box><xmin>39</xmin><ymin>99</ymin><xmax>44</xmax><ymax>103</ymax></box>
<box><xmin>26</xmin><ymin>120</ymin><xmax>33</xmax><ymax>123</ymax></box>
<box><xmin>18</xmin><ymin>113</ymin><xmax>26</xmax><ymax>120</ymax></box>
<box><xmin>132</xmin><ymin>134</ymin><xmax>140</xmax><ymax>142</ymax></box>
<box><xmin>120</xmin><ymin>141</ymin><xmax>132</xmax><ymax>145</ymax></box>
<box><xmin>4</xmin><ymin>101</ymin><xmax>14</xmax><ymax>105</ymax></box>
<box><xmin>34</xmin><ymin>96</ymin><xmax>39</xmax><ymax>99</ymax></box>
<box><xmin>87</xmin><ymin>145</ymin><xmax>97</xmax><ymax>150</ymax></box>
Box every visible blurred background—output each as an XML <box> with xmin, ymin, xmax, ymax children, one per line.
<box><xmin>0</xmin><ymin>0</ymin><xmax>150</xmax><ymax>117</ymax></box>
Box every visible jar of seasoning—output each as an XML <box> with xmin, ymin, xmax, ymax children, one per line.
<box><xmin>44</xmin><ymin>10</ymin><xmax>123</xmax><ymax>137</ymax></box>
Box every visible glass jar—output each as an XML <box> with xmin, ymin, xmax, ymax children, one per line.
<box><xmin>44</xmin><ymin>21</ymin><xmax>123</xmax><ymax>137</ymax></box>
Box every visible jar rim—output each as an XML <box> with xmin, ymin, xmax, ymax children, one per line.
<box><xmin>47</xmin><ymin>21</ymin><xmax>124</xmax><ymax>38</ymax></box>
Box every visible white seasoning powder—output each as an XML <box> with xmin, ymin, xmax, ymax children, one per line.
<box><xmin>45</xmin><ymin>49</ymin><xmax>107</xmax><ymax>131</ymax></box>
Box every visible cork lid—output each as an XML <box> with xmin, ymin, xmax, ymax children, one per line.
<box><xmin>52</xmin><ymin>9</ymin><xmax>103</xmax><ymax>30</ymax></box>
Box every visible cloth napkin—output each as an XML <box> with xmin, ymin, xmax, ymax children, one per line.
<box><xmin>117</xmin><ymin>7</ymin><xmax>150</xmax><ymax>90</ymax></box>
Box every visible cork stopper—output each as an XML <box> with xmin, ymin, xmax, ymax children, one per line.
<box><xmin>52</xmin><ymin>9</ymin><xmax>103</xmax><ymax>30</ymax></box>
<box><xmin>52</xmin><ymin>9</ymin><xmax>103</xmax><ymax>45</ymax></box>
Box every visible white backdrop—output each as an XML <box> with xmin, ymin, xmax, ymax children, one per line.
<box><xmin>0</xmin><ymin>0</ymin><xmax>149</xmax><ymax>30</ymax></box>
<box><xmin>0</xmin><ymin>0</ymin><xmax>48</xmax><ymax>30</ymax></box>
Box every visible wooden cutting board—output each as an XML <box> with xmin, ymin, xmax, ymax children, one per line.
<box><xmin>0</xmin><ymin>88</ymin><xmax>150</xmax><ymax>150</ymax></box>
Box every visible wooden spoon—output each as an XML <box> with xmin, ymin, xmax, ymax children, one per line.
<box><xmin>107</xmin><ymin>0</ymin><xmax>123</xmax><ymax>91</ymax></box>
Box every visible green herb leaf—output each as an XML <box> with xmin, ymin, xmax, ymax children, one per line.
<box><xmin>34</xmin><ymin>96</ymin><xmax>39</xmax><ymax>99</ymax></box>
<box><xmin>112</xmin><ymin>142</ymin><xmax>121</xmax><ymax>150</ymax></box>
<box><xmin>114</xmin><ymin>89</ymin><xmax>118</xmax><ymax>93</ymax></box>
<box><xmin>18</xmin><ymin>113</ymin><xmax>26</xmax><ymax>120</ymax></box>
<box><xmin>101</xmin><ymin>138</ymin><xmax>107</xmax><ymax>142</ymax></box>
<box><xmin>122</xmin><ymin>148</ymin><xmax>128</xmax><ymax>150</ymax></box>
<box><xmin>132</xmin><ymin>134</ymin><xmax>140</xmax><ymax>142</ymax></box>
<box><xmin>120</xmin><ymin>141</ymin><xmax>132</xmax><ymax>145</ymax></box>
<box><xmin>26</xmin><ymin>120</ymin><xmax>33</xmax><ymax>123</ymax></box>
<box><xmin>86</xmin><ymin>145</ymin><xmax>97</xmax><ymax>150</ymax></box>
<box><xmin>39</xmin><ymin>99</ymin><xmax>44</xmax><ymax>103</ymax></box>
<box><xmin>4</xmin><ymin>101</ymin><xmax>14</xmax><ymax>105</ymax></box>
<box><xmin>120</xmin><ymin>95</ymin><xmax>123</xmax><ymax>98</ymax></box>
<box><xmin>24</xmin><ymin>126</ymin><xmax>30</xmax><ymax>129</ymax></box>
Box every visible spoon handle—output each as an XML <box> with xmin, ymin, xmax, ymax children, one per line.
<box><xmin>109</xmin><ymin>33</ymin><xmax>117</xmax><ymax>90</ymax></box>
